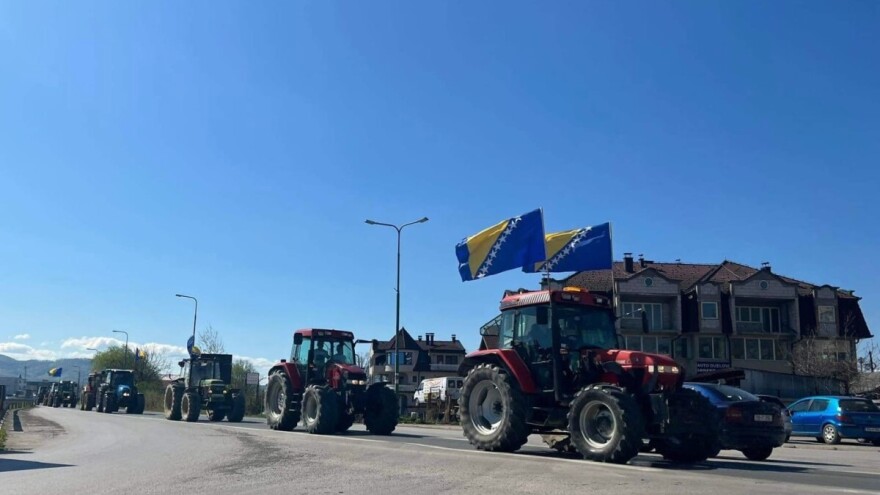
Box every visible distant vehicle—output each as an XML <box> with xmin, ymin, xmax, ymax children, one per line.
<box><xmin>413</xmin><ymin>377</ymin><xmax>463</xmax><ymax>405</ymax></box>
<box><xmin>80</xmin><ymin>371</ymin><xmax>105</xmax><ymax>411</ymax></box>
<box><xmin>49</xmin><ymin>380</ymin><xmax>78</xmax><ymax>408</ymax></box>
<box><xmin>787</xmin><ymin>396</ymin><xmax>880</xmax><ymax>445</ymax></box>
<box><xmin>757</xmin><ymin>394</ymin><xmax>793</xmax><ymax>442</ymax></box>
<box><xmin>684</xmin><ymin>383</ymin><xmax>786</xmax><ymax>461</ymax></box>
<box><xmin>96</xmin><ymin>369</ymin><xmax>145</xmax><ymax>414</ymax></box>
<box><xmin>164</xmin><ymin>353</ymin><xmax>245</xmax><ymax>423</ymax></box>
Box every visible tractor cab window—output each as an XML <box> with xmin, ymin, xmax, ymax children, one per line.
<box><xmin>293</xmin><ymin>336</ymin><xmax>312</xmax><ymax>363</ymax></box>
<box><xmin>192</xmin><ymin>359</ymin><xmax>220</xmax><ymax>381</ymax></box>
<box><xmin>512</xmin><ymin>306</ymin><xmax>552</xmax><ymax>349</ymax></box>
<box><xmin>325</xmin><ymin>340</ymin><xmax>355</xmax><ymax>365</ymax></box>
<box><xmin>111</xmin><ymin>373</ymin><xmax>133</xmax><ymax>387</ymax></box>
<box><xmin>556</xmin><ymin>306</ymin><xmax>617</xmax><ymax>351</ymax></box>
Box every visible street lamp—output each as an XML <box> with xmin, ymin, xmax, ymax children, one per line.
<box><xmin>175</xmin><ymin>294</ymin><xmax>198</xmax><ymax>343</ymax></box>
<box><xmin>73</xmin><ymin>365</ymin><xmax>81</xmax><ymax>388</ymax></box>
<box><xmin>112</xmin><ymin>330</ymin><xmax>129</xmax><ymax>368</ymax></box>
<box><xmin>365</xmin><ymin>216</ymin><xmax>429</xmax><ymax>396</ymax></box>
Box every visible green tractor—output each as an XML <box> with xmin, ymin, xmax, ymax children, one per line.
<box><xmin>164</xmin><ymin>353</ymin><xmax>246</xmax><ymax>423</ymax></box>
<box><xmin>50</xmin><ymin>380</ymin><xmax>78</xmax><ymax>408</ymax></box>
<box><xmin>96</xmin><ymin>369</ymin><xmax>145</xmax><ymax>414</ymax></box>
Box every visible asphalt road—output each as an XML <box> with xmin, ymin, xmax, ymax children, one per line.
<box><xmin>2</xmin><ymin>407</ymin><xmax>878</xmax><ymax>495</ymax></box>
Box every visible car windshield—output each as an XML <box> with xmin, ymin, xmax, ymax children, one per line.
<box><xmin>555</xmin><ymin>305</ymin><xmax>618</xmax><ymax>350</ymax></box>
<box><xmin>703</xmin><ymin>384</ymin><xmax>759</xmax><ymax>402</ymax></box>
<box><xmin>839</xmin><ymin>399</ymin><xmax>879</xmax><ymax>413</ymax></box>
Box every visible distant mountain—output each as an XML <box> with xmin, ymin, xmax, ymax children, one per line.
<box><xmin>0</xmin><ymin>354</ymin><xmax>92</xmax><ymax>381</ymax></box>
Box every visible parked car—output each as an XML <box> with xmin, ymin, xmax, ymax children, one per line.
<box><xmin>684</xmin><ymin>383</ymin><xmax>786</xmax><ymax>461</ymax></box>
<box><xmin>413</xmin><ymin>376</ymin><xmax>463</xmax><ymax>405</ymax></box>
<box><xmin>787</xmin><ymin>396</ymin><xmax>880</xmax><ymax>445</ymax></box>
<box><xmin>757</xmin><ymin>394</ymin><xmax>793</xmax><ymax>442</ymax></box>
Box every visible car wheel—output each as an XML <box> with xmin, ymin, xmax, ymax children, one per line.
<box><xmin>822</xmin><ymin>424</ymin><xmax>841</xmax><ymax>445</ymax></box>
<box><xmin>742</xmin><ymin>446</ymin><xmax>773</xmax><ymax>461</ymax></box>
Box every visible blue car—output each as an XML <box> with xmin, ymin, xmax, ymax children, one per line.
<box><xmin>787</xmin><ymin>396</ymin><xmax>880</xmax><ymax>445</ymax></box>
<box><xmin>684</xmin><ymin>383</ymin><xmax>786</xmax><ymax>461</ymax></box>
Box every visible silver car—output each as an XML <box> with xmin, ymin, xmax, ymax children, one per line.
<box><xmin>758</xmin><ymin>395</ymin><xmax>793</xmax><ymax>442</ymax></box>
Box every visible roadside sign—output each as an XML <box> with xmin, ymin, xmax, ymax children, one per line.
<box><xmin>246</xmin><ymin>372</ymin><xmax>259</xmax><ymax>385</ymax></box>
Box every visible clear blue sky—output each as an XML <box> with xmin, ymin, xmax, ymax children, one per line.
<box><xmin>1</xmin><ymin>2</ymin><xmax>877</xmax><ymax>371</ymax></box>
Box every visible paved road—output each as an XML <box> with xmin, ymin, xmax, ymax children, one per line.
<box><xmin>2</xmin><ymin>407</ymin><xmax>878</xmax><ymax>495</ymax></box>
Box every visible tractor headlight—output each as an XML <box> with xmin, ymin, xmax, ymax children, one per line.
<box><xmin>223</xmin><ymin>390</ymin><xmax>228</xmax><ymax>394</ymax></box>
<box><xmin>349</xmin><ymin>379</ymin><xmax>365</xmax><ymax>386</ymax></box>
<box><xmin>123</xmin><ymin>392</ymin><xmax>131</xmax><ymax>396</ymax></box>
<box><xmin>647</xmin><ymin>365</ymin><xmax>680</xmax><ymax>374</ymax></box>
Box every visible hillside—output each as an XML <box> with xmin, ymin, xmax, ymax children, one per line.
<box><xmin>0</xmin><ymin>354</ymin><xmax>92</xmax><ymax>380</ymax></box>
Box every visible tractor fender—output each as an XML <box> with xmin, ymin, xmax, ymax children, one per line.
<box><xmin>458</xmin><ymin>349</ymin><xmax>539</xmax><ymax>394</ymax></box>
<box><xmin>268</xmin><ymin>362</ymin><xmax>303</xmax><ymax>391</ymax></box>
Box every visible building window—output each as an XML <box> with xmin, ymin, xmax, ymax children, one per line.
<box><xmin>759</xmin><ymin>280</ymin><xmax>769</xmax><ymax>290</ymax></box>
<box><xmin>675</xmin><ymin>338</ymin><xmax>690</xmax><ymax>359</ymax></box>
<box><xmin>732</xmin><ymin>338</ymin><xmax>788</xmax><ymax>361</ymax></box>
<box><xmin>701</xmin><ymin>302</ymin><xmax>718</xmax><ymax>320</ymax></box>
<box><xmin>624</xmin><ymin>335</ymin><xmax>672</xmax><ymax>356</ymax></box>
<box><xmin>445</xmin><ymin>355</ymin><xmax>458</xmax><ymax>365</ymax></box>
<box><xmin>698</xmin><ymin>337</ymin><xmax>728</xmax><ymax>360</ymax></box>
<box><xmin>622</xmin><ymin>302</ymin><xmax>663</xmax><ymax>331</ymax></box>
<box><xmin>387</xmin><ymin>352</ymin><xmax>412</xmax><ymax>366</ymax></box>
<box><xmin>736</xmin><ymin>306</ymin><xmax>781</xmax><ymax>333</ymax></box>
<box><xmin>818</xmin><ymin>306</ymin><xmax>836</xmax><ymax>324</ymax></box>
<box><xmin>435</xmin><ymin>355</ymin><xmax>444</xmax><ymax>364</ymax></box>
<box><xmin>645</xmin><ymin>277</ymin><xmax>654</xmax><ymax>287</ymax></box>
<box><xmin>412</xmin><ymin>375</ymin><xmax>418</xmax><ymax>384</ymax></box>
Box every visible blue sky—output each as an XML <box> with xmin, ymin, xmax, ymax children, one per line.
<box><xmin>1</xmin><ymin>2</ymin><xmax>878</xmax><ymax>372</ymax></box>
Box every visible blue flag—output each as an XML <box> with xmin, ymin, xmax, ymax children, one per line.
<box><xmin>456</xmin><ymin>209</ymin><xmax>546</xmax><ymax>282</ymax></box>
<box><xmin>48</xmin><ymin>367</ymin><xmax>62</xmax><ymax>377</ymax></box>
<box><xmin>524</xmin><ymin>223</ymin><xmax>613</xmax><ymax>273</ymax></box>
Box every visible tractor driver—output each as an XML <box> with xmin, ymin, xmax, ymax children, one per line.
<box><xmin>331</xmin><ymin>343</ymin><xmax>348</xmax><ymax>364</ymax></box>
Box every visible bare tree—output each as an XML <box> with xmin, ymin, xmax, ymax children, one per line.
<box><xmin>198</xmin><ymin>325</ymin><xmax>225</xmax><ymax>354</ymax></box>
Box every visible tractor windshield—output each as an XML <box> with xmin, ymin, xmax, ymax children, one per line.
<box><xmin>192</xmin><ymin>359</ymin><xmax>222</xmax><ymax>381</ymax></box>
<box><xmin>111</xmin><ymin>372</ymin><xmax>134</xmax><ymax>387</ymax></box>
<box><xmin>555</xmin><ymin>305</ymin><xmax>617</xmax><ymax>350</ymax></box>
<box><xmin>314</xmin><ymin>338</ymin><xmax>355</xmax><ymax>365</ymax></box>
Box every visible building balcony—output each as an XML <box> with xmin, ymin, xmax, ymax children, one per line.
<box><xmin>430</xmin><ymin>364</ymin><xmax>459</xmax><ymax>372</ymax></box>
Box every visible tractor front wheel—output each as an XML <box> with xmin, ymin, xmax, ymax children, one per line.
<box><xmin>105</xmin><ymin>394</ymin><xmax>117</xmax><ymax>413</ymax></box>
<box><xmin>568</xmin><ymin>387</ymin><xmax>644</xmax><ymax>464</ymax></box>
<box><xmin>227</xmin><ymin>393</ymin><xmax>245</xmax><ymax>423</ymax></box>
<box><xmin>182</xmin><ymin>392</ymin><xmax>201</xmax><ymax>422</ymax></box>
<box><xmin>459</xmin><ymin>363</ymin><xmax>529</xmax><ymax>452</ymax></box>
<box><xmin>164</xmin><ymin>386</ymin><xmax>183</xmax><ymax>421</ymax></box>
<box><xmin>265</xmin><ymin>372</ymin><xmax>300</xmax><ymax>431</ymax></box>
<box><xmin>208</xmin><ymin>410</ymin><xmax>226</xmax><ymax>422</ymax></box>
<box><xmin>364</xmin><ymin>385</ymin><xmax>398</xmax><ymax>435</ymax></box>
<box><xmin>302</xmin><ymin>385</ymin><xmax>338</xmax><ymax>435</ymax></box>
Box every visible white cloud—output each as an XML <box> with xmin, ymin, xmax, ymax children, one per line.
<box><xmin>13</xmin><ymin>333</ymin><xmax>31</xmax><ymax>340</ymax></box>
<box><xmin>0</xmin><ymin>341</ymin><xmax>58</xmax><ymax>361</ymax></box>
<box><xmin>61</xmin><ymin>336</ymin><xmax>125</xmax><ymax>350</ymax></box>
<box><xmin>238</xmin><ymin>356</ymin><xmax>276</xmax><ymax>378</ymax></box>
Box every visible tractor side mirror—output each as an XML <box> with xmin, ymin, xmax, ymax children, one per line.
<box><xmin>178</xmin><ymin>360</ymin><xmax>185</xmax><ymax>368</ymax></box>
<box><xmin>641</xmin><ymin>312</ymin><xmax>649</xmax><ymax>334</ymax></box>
<box><xmin>293</xmin><ymin>333</ymin><xmax>303</xmax><ymax>346</ymax></box>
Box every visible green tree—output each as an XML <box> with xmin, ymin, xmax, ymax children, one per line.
<box><xmin>90</xmin><ymin>345</ymin><xmax>167</xmax><ymax>384</ymax></box>
<box><xmin>231</xmin><ymin>358</ymin><xmax>256</xmax><ymax>390</ymax></box>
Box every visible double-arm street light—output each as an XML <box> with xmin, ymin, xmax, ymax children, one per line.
<box><xmin>365</xmin><ymin>216</ymin><xmax>429</xmax><ymax>395</ymax></box>
<box><xmin>176</xmin><ymin>294</ymin><xmax>199</xmax><ymax>346</ymax></box>
<box><xmin>112</xmin><ymin>330</ymin><xmax>129</xmax><ymax>368</ymax></box>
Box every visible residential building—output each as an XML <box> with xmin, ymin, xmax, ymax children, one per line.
<box><xmin>561</xmin><ymin>255</ymin><xmax>872</xmax><ymax>395</ymax></box>
<box><xmin>367</xmin><ymin>328</ymin><xmax>467</xmax><ymax>409</ymax></box>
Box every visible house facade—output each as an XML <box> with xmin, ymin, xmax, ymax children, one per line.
<box><xmin>367</xmin><ymin>328</ymin><xmax>467</xmax><ymax>409</ymax></box>
<box><xmin>562</xmin><ymin>255</ymin><xmax>872</xmax><ymax>394</ymax></box>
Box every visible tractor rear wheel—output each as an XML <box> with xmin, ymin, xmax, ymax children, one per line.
<box><xmin>568</xmin><ymin>387</ymin><xmax>644</xmax><ymax>464</ymax></box>
<box><xmin>208</xmin><ymin>410</ymin><xmax>226</xmax><ymax>422</ymax></box>
<box><xmin>265</xmin><ymin>372</ymin><xmax>300</xmax><ymax>431</ymax></box>
<box><xmin>364</xmin><ymin>384</ymin><xmax>398</xmax><ymax>435</ymax></box>
<box><xmin>135</xmin><ymin>394</ymin><xmax>145</xmax><ymax>414</ymax></box>
<box><xmin>336</xmin><ymin>413</ymin><xmax>355</xmax><ymax>432</ymax></box>
<box><xmin>97</xmin><ymin>394</ymin><xmax>105</xmax><ymax>413</ymax></box>
<box><xmin>182</xmin><ymin>392</ymin><xmax>201</xmax><ymax>422</ymax></box>
<box><xmin>459</xmin><ymin>363</ymin><xmax>530</xmax><ymax>452</ymax></box>
<box><xmin>164</xmin><ymin>385</ymin><xmax>183</xmax><ymax>421</ymax></box>
<box><xmin>655</xmin><ymin>388</ymin><xmax>720</xmax><ymax>463</ymax></box>
<box><xmin>302</xmin><ymin>385</ymin><xmax>338</xmax><ymax>434</ymax></box>
<box><xmin>227</xmin><ymin>393</ymin><xmax>245</xmax><ymax>423</ymax></box>
<box><xmin>105</xmin><ymin>394</ymin><xmax>117</xmax><ymax>413</ymax></box>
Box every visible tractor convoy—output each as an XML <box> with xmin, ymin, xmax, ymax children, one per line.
<box><xmin>39</xmin><ymin>286</ymin><xmax>725</xmax><ymax>467</ymax></box>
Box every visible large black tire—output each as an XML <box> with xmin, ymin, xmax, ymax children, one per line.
<box><xmin>53</xmin><ymin>396</ymin><xmax>61</xmax><ymax>408</ymax></box>
<box><xmin>105</xmin><ymin>394</ymin><xmax>117</xmax><ymax>413</ymax></box>
<box><xmin>71</xmin><ymin>398</ymin><xmax>77</xmax><ymax>409</ymax></box>
<box><xmin>97</xmin><ymin>394</ymin><xmax>105</xmax><ymax>413</ymax></box>
<box><xmin>655</xmin><ymin>388</ymin><xmax>720</xmax><ymax>463</ymax></box>
<box><xmin>336</xmin><ymin>412</ymin><xmax>355</xmax><ymax>432</ymax></box>
<box><xmin>364</xmin><ymin>384</ymin><xmax>398</xmax><ymax>435</ymax></box>
<box><xmin>265</xmin><ymin>372</ymin><xmax>300</xmax><ymax>431</ymax></box>
<box><xmin>459</xmin><ymin>363</ymin><xmax>530</xmax><ymax>452</ymax></box>
<box><xmin>164</xmin><ymin>385</ymin><xmax>183</xmax><ymax>421</ymax></box>
<box><xmin>742</xmin><ymin>446</ymin><xmax>773</xmax><ymax>461</ymax></box>
<box><xmin>208</xmin><ymin>409</ymin><xmax>226</xmax><ymax>422</ymax></box>
<box><xmin>182</xmin><ymin>392</ymin><xmax>201</xmax><ymax>422</ymax></box>
<box><xmin>567</xmin><ymin>387</ymin><xmax>644</xmax><ymax>464</ymax></box>
<box><xmin>135</xmin><ymin>394</ymin><xmax>145</xmax><ymax>414</ymax></box>
<box><xmin>302</xmin><ymin>385</ymin><xmax>338</xmax><ymax>434</ymax></box>
<box><xmin>227</xmin><ymin>393</ymin><xmax>245</xmax><ymax>423</ymax></box>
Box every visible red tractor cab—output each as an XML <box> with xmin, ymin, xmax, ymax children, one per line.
<box><xmin>458</xmin><ymin>287</ymin><xmax>719</xmax><ymax>464</ymax></box>
<box><xmin>265</xmin><ymin>328</ymin><xmax>398</xmax><ymax>435</ymax></box>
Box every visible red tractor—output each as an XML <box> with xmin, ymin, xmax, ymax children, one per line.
<box><xmin>264</xmin><ymin>329</ymin><xmax>399</xmax><ymax>435</ymax></box>
<box><xmin>458</xmin><ymin>287</ymin><xmax>719</xmax><ymax>464</ymax></box>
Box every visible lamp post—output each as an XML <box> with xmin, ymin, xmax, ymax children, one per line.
<box><xmin>112</xmin><ymin>330</ymin><xmax>129</xmax><ymax>368</ymax></box>
<box><xmin>365</xmin><ymin>216</ymin><xmax>429</xmax><ymax>395</ymax></box>
<box><xmin>73</xmin><ymin>365</ymin><xmax>81</xmax><ymax>388</ymax></box>
<box><xmin>175</xmin><ymin>294</ymin><xmax>199</xmax><ymax>343</ymax></box>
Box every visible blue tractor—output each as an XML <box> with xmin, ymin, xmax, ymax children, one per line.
<box><xmin>96</xmin><ymin>369</ymin><xmax>145</xmax><ymax>414</ymax></box>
